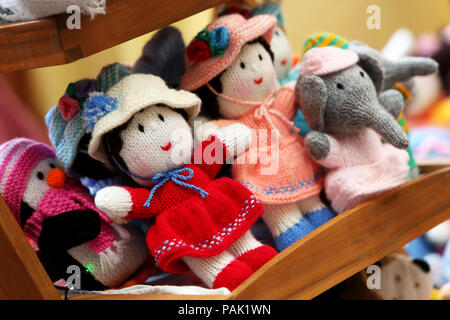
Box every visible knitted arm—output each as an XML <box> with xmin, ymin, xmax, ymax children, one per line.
<box><xmin>271</xmin><ymin>87</ymin><xmax>297</xmax><ymax>120</ymax></box>
<box><xmin>305</xmin><ymin>131</ymin><xmax>343</xmax><ymax>169</ymax></box>
<box><xmin>95</xmin><ymin>186</ymin><xmax>160</xmax><ymax>223</ymax></box>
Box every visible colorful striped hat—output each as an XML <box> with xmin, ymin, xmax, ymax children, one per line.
<box><xmin>0</xmin><ymin>138</ymin><xmax>55</xmax><ymax>222</ymax></box>
<box><xmin>302</xmin><ymin>32</ymin><xmax>349</xmax><ymax>56</ymax></box>
<box><xmin>180</xmin><ymin>14</ymin><xmax>276</xmax><ymax>91</ymax></box>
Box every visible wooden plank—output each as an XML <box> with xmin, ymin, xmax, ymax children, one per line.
<box><xmin>230</xmin><ymin>167</ymin><xmax>450</xmax><ymax>300</ymax></box>
<box><xmin>0</xmin><ymin>0</ymin><xmax>230</xmax><ymax>72</ymax></box>
<box><xmin>0</xmin><ymin>196</ymin><xmax>60</xmax><ymax>300</ymax></box>
<box><xmin>418</xmin><ymin>158</ymin><xmax>450</xmax><ymax>174</ymax></box>
<box><xmin>0</xmin><ymin>19</ymin><xmax>67</xmax><ymax>72</ymax></box>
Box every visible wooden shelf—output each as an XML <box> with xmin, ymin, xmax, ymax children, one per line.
<box><xmin>1</xmin><ymin>166</ymin><xmax>448</xmax><ymax>300</ymax></box>
<box><xmin>0</xmin><ymin>0</ymin><xmax>231</xmax><ymax>72</ymax></box>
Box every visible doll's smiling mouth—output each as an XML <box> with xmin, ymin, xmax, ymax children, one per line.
<box><xmin>254</xmin><ymin>77</ymin><xmax>263</xmax><ymax>84</ymax></box>
<box><xmin>281</xmin><ymin>59</ymin><xmax>287</xmax><ymax>66</ymax></box>
<box><xmin>161</xmin><ymin>142</ymin><xmax>172</xmax><ymax>151</ymax></box>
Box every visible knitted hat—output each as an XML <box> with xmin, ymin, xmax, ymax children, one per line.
<box><xmin>180</xmin><ymin>14</ymin><xmax>276</xmax><ymax>91</ymax></box>
<box><xmin>88</xmin><ymin>73</ymin><xmax>201</xmax><ymax>164</ymax></box>
<box><xmin>0</xmin><ymin>138</ymin><xmax>55</xmax><ymax>221</ymax></box>
<box><xmin>46</xmin><ymin>79</ymin><xmax>97</xmax><ymax>173</ymax></box>
<box><xmin>300</xmin><ymin>46</ymin><xmax>358</xmax><ymax>76</ymax></box>
<box><xmin>252</xmin><ymin>2</ymin><xmax>285</xmax><ymax>28</ymax></box>
<box><xmin>302</xmin><ymin>32</ymin><xmax>349</xmax><ymax>56</ymax></box>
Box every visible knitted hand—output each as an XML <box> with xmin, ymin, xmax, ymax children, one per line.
<box><xmin>304</xmin><ymin>131</ymin><xmax>330</xmax><ymax>160</ymax></box>
<box><xmin>218</xmin><ymin>123</ymin><xmax>252</xmax><ymax>157</ymax></box>
<box><xmin>95</xmin><ymin>186</ymin><xmax>132</xmax><ymax>224</ymax></box>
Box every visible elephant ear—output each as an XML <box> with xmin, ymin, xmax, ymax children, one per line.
<box><xmin>357</xmin><ymin>51</ymin><xmax>385</xmax><ymax>94</ymax></box>
<box><xmin>132</xmin><ymin>26</ymin><xmax>186</xmax><ymax>88</ymax></box>
<box><xmin>295</xmin><ymin>75</ymin><xmax>327</xmax><ymax>131</ymax></box>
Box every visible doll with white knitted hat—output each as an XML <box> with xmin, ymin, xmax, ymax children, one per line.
<box><xmin>295</xmin><ymin>46</ymin><xmax>412</xmax><ymax>213</ymax></box>
<box><xmin>0</xmin><ymin>138</ymin><xmax>148</xmax><ymax>290</ymax></box>
<box><xmin>90</xmin><ymin>66</ymin><xmax>277</xmax><ymax>291</ymax></box>
<box><xmin>181</xmin><ymin>14</ymin><xmax>336</xmax><ymax>252</ymax></box>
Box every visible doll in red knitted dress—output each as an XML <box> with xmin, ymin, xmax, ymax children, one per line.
<box><xmin>88</xmin><ymin>68</ymin><xmax>277</xmax><ymax>291</ymax></box>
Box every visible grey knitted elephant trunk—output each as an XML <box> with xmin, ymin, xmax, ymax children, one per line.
<box><xmin>364</xmin><ymin>105</ymin><xmax>410</xmax><ymax>149</ymax></box>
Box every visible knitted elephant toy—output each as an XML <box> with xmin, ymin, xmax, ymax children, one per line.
<box><xmin>181</xmin><ymin>14</ymin><xmax>336</xmax><ymax>252</ymax></box>
<box><xmin>296</xmin><ymin>46</ymin><xmax>411</xmax><ymax>213</ymax></box>
<box><xmin>90</xmin><ymin>69</ymin><xmax>277</xmax><ymax>291</ymax></box>
<box><xmin>0</xmin><ymin>138</ymin><xmax>148</xmax><ymax>290</ymax></box>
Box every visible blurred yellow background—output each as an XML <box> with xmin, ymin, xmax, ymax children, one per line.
<box><xmin>19</xmin><ymin>0</ymin><xmax>450</xmax><ymax>119</ymax></box>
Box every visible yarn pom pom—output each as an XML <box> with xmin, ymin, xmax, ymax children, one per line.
<box><xmin>58</xmin><ymin>96</ymin><xmax>80</xmax><ymax>121</ymax></box>
<box><xmin>210</xmin><ymin>27</ymin><xmax>230</xmax><ymax>51</ymax></box>
<box><xmin>187</xmin><ymin>38</ymin><xmax>213</xmax><ymax>62</ymax></box>
<box><xmin>83</xmin><ymin>92</ymin><xmax>119</xmax><ymax>132</ymax></box>
<box><xmin>47</xmin><ymin>168</ymin><xmax>66</xmax><ymax>188</ymax></box>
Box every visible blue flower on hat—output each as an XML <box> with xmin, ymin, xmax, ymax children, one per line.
<box><xmin>83</xmin><ymin>93</ymin><xmax>118</xmax><ymax>132</ymax></box>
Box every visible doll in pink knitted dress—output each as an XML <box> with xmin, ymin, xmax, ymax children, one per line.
<box><xmin>296</xmin><ymin>46</ymin><xmax>412</xmax><ymax>213</ymax></box>
<box><xmin>0</xmin><ymin>138</ymin><xmax>148</xmax><ymax>290</ymax></box>
<box><xmin>181</xmin><ymin>14</ymin><xmax>336</xmax><ymax>251</ymax></box>
<box><xmin>90</xmin><ymin>70</ymin><xmax>277</xmax><ymax>291</ymax></box>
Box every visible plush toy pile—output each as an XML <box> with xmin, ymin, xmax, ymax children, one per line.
<box><xmin>0</xmin><ymin>1</ymin><xmax>441</xmax><ymax>297</ymax></box>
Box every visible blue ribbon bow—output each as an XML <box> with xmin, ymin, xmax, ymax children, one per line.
<box><xmin>144</xmin><ymin>167</ymin><xmax>209</xmax><ymax>207</ymax></box>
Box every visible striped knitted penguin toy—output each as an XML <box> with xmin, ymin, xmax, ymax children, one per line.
<box><xmin>89</xmin><ymin>70</ymin><xmax>277</xmax><ymax>291</ymax></box>
<box><xmin>0</xmin><ymin>138</ymin><xmax>148</xmax><ymax>290</ymax></box>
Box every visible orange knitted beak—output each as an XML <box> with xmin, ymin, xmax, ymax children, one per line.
<box><xmin>47</xmin><ymin>168</ymin><xmax>66</xmax><ymax>188</ymax></box>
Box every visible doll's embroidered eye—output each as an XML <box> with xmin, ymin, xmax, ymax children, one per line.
<box><xmin>49</xmin><ymin>163</ymin><xmax>56</xmax><ymax>169</ymax></box>
<box><xmin>360</xmin><ymin>71</ymin><xmax>365</xmax><ymax>77</ymax></box>
<box><xmin>37</xmin><ymin>172</ymin><xmax>44</xmax><ymax>180</ymax></box>
<box><xmin>337</xmin><ymin>83</ymin><xmax>344</xmax><ymax>90</ymax></box>
<box><xmin>158</xmin><ymin>114</ymin><xmax>165</xmax><ymax>122</ymax></box>
<box><xmin>138</xmin><ymin>124</ymin><xmax>145</xmax><ymax>133</ymax></box>
<box><xmin>275</xmin><ymin>30</ymin><xmax>279</xmax><ymax>36</ymax></box>
<box><xmin>240</xmin><ymin>62</ymin><xmax>245</xmax><ymax>69</ymax></box>
<box><xmin>258</xmin><ymin>54</ymin><xmax>263</xmax><ymax>61</ymax></box>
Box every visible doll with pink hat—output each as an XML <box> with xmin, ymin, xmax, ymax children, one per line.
<box><xmin>0</xmin><ymin>138</ymin><xmax>148</xmax><ymax>290</ymax></box>
<box><xmin>181</xmin><ymin>14</ymin><xmax>336</xmax><ymax>252</ymax></box>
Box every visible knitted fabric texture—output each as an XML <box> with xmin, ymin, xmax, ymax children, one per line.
<box><xmin>0</xmin><ymin>138</ymin><xmax>147</xmax><ymax>288</ymax></box>
<box><xmin>180</xmin><ymin>14</ymin><xmax>276</xmax><ymax>91</ymax></box>
<box><xmin>0</xmin><ymin>0</ymin><xmax>106</xmax><ymax>21</ymax></box>
<box><xmin>0</xmin><ymin>138</ymin><xmax>54</xmax><ymax>221</ymax></box>
<box><xmin>213</xmin><ymin>87</ymin><xmax>322</xmax><ymax>205</ymax></box>
<box><xmin>96</xmin><ymin>63</ymin><xmax>131</xmax><ymax>93</ymax></box>
<box><xmin>47</xmin><ymin>79</ymin><xmax>97</xmax><ymax>173</ymax></box>
<box><xmin>251</xmin><ymin>2</ymin><xmax>285</xmax><ymax>28</ymax></box>
<box><xmin>88</xmin><ymin>74</ymin><xmax>201</xmax><ymax>165</ymax></box>
<box><xmin>300</xmin><ymin>46</ymin><xmax>358</xmax><ymax>76</ymax></box>
<box><xmin>302</xmin><ymin>32</ymin><xmax>349</xmax><ymax>56</ymax></box>
<box><xmin>316</xmin><ymin>129</ymin><xmax>409</xmax><ymax>213</ymax></box>
<box><xmin>101</xmin><ymin>138</ymin><xmax>265</xmax><ymax>275</ymax></box>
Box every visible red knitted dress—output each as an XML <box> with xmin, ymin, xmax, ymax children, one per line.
<box><xmin>121</xmin><ymin>137</ymin><xmax>263</xmax><ymax>273</ymax></box>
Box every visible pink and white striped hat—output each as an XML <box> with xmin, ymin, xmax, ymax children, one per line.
<box><xmin>0</xmin><ymin>138</ymin><xmax>54</xmax><ymax>222</ymax></box>
<box><xmin>300</xmin><ymin>46</ymin><xmax>359</xmax><ymax>76</ymax></box>
<box><xmin>180</xmin><ymin>13</ymin><xmax>276</xmax><ymax>91</ymax></box>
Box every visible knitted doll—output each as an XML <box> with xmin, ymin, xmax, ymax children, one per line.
<box><xmin>0</xmin><ymin>138</ymin><xmax>148</xmax><ymax>290</ymax></box>
<box><xmin>89</xmin><ymin>71</ymin><xmax>277</xmax><ymax>291</ymax></box>
<box><xmin>181</xmin><ymin>14</ymin><xmax>336</xmax><ymax>252</ymax></box>
<box><xmin>295</xmin><ymin>46</ymin><xmax>411</xmax><ymax>213</ymax></box>
<box><xmin>302</xmin><ymin>32</ymin><xmax>439</xmax><ymax>179</ymax></box>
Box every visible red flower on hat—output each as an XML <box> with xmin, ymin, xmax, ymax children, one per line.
<box><xmin>187</xmin><ymin>38</ymin><xmax>213</xmax><ymax>62</ymax></box>
<box><xmin>58</xmin><ymin>96</ymin><xmax>80</xmax><ymax>121</ymax></box>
